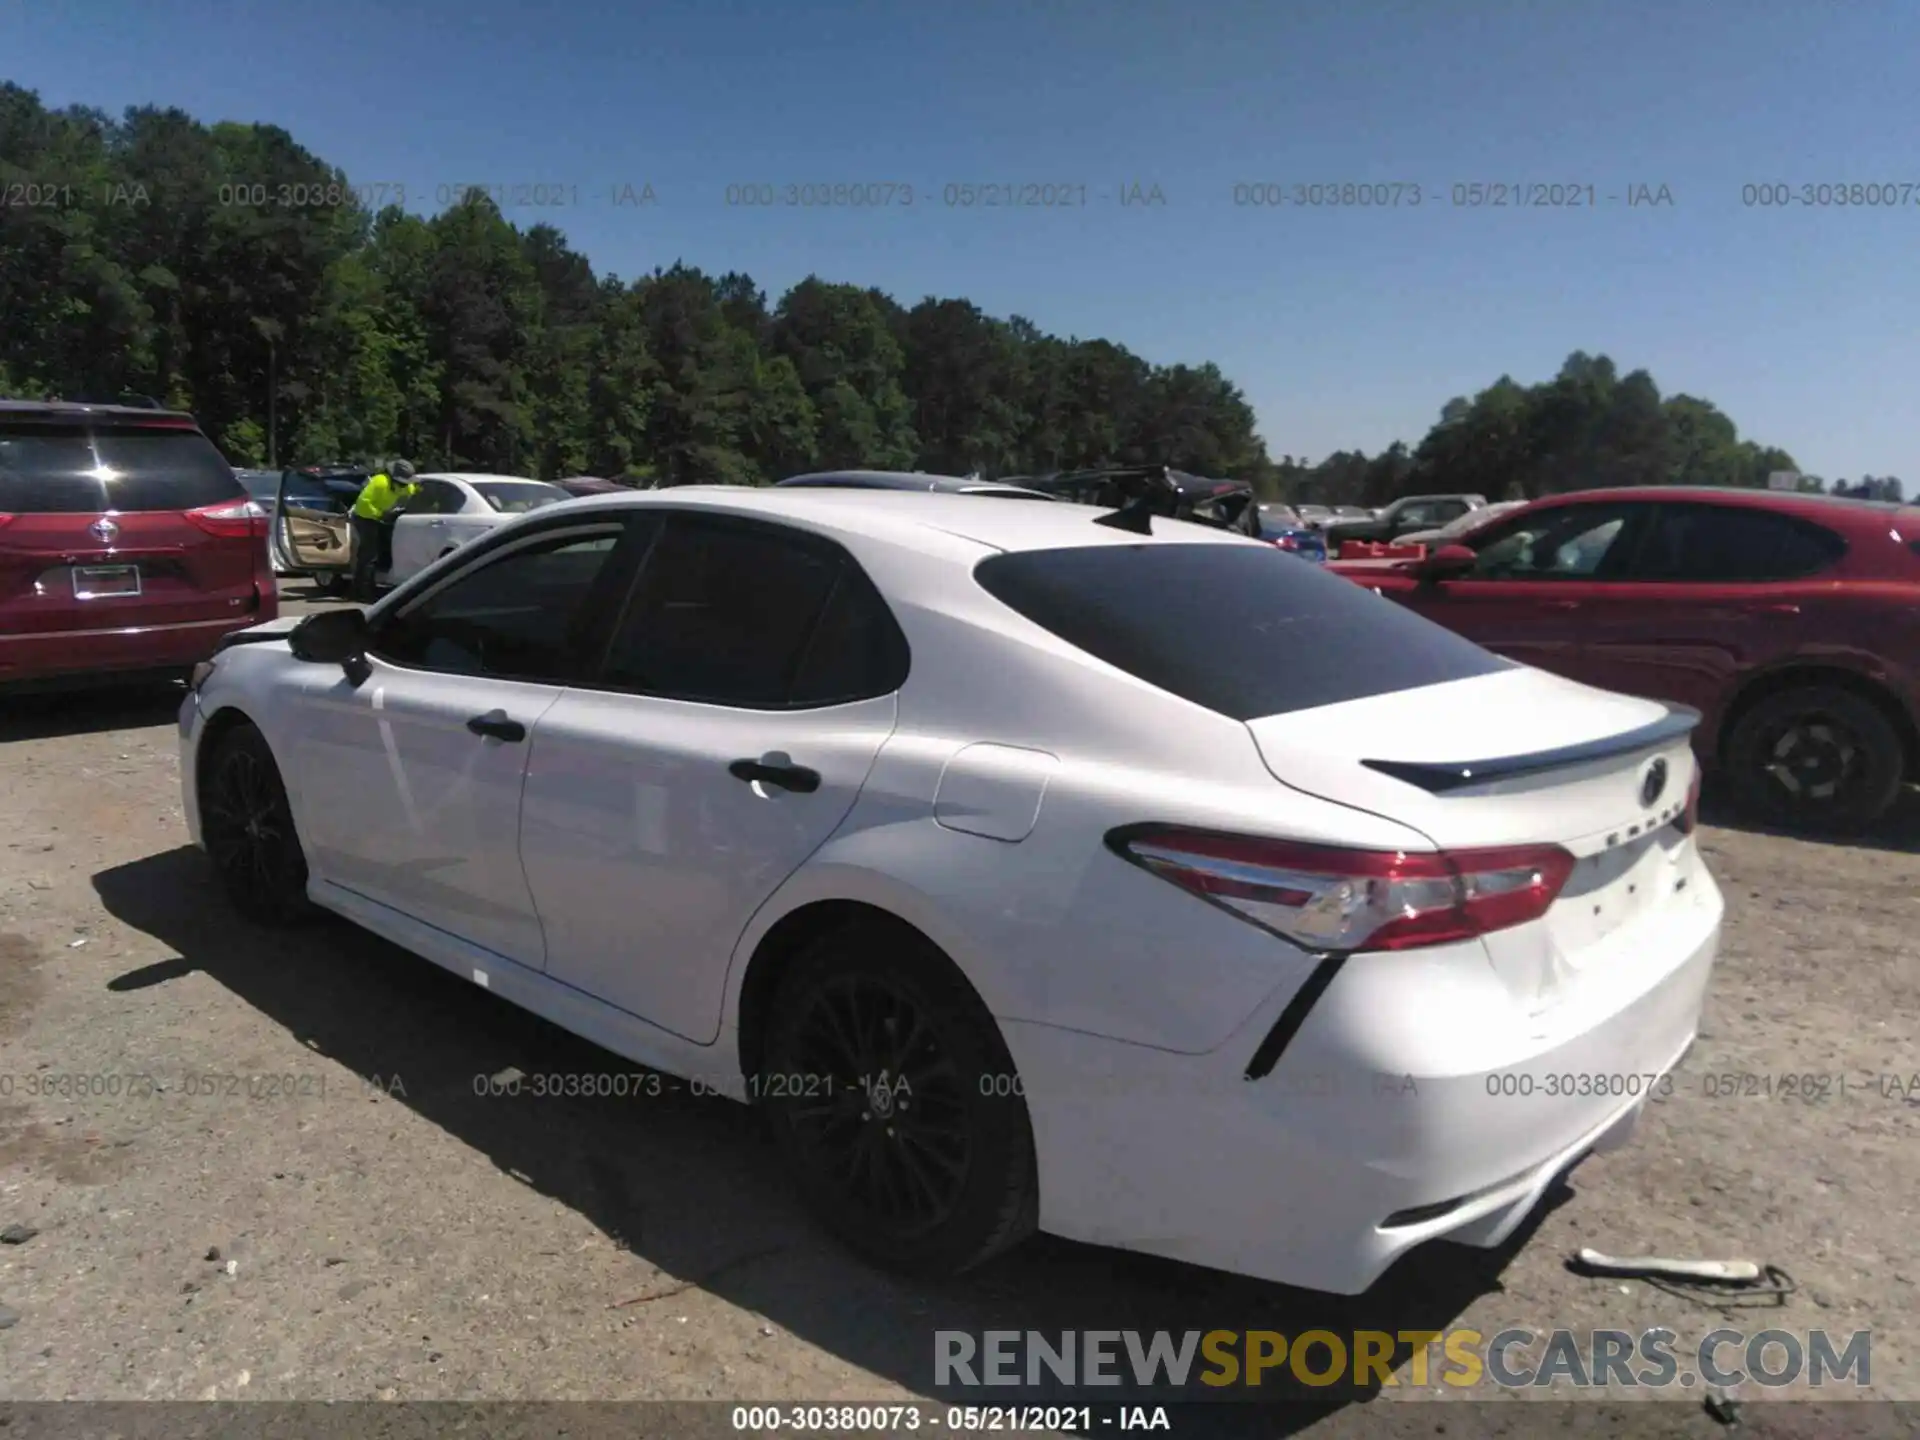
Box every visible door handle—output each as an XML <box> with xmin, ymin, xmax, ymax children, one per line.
<box><xmin>1543</xmin><ymin>599</ymin><xmax>1582</xmax><ymax>611</ymax></box>
<box><xmin>466</xmin><ymin>709</ymin><xmax>526</xmax><ymax>742</ymax></box>
<box><xmin>1750</xmin><ymin>602</ymin><xmax>1800</xmax><ymax>616</ymax></box>
<box><xmin>728</xmin><ymin>757</ymin><xmax>821</xmax><ymax>794</ymax></box>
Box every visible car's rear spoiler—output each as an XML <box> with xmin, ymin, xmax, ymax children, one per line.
<box><xmin>1361</xmin><ymin>705</ymin><xmax>1701</xmax><ymax>793</ymax></box>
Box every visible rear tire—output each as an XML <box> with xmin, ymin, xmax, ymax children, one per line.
<box><xmin>1723</xmin><ymin>684</ymin><xmax>1905</xmax><ymax>832</ymax></box>
<box><xmin>760</xmin><ymin>921</ymin><xmax>1038</xmax><ymax>1277</ymax></box>
<box><xmin>199</xmin><ymin>724</ymin><xmax>320</xmax><ymax>925</ymax></box>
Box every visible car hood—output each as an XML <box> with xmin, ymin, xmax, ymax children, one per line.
<box><xmin>214</xmin><ymin>614</ymin><xmax>307</xmax><ymax>650</ymax></box>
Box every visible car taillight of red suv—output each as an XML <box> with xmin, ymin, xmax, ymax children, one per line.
<box><xmin>0</xmin><ymin>401</ymin><xmax>278</xmax><ymax>690</ymax></box>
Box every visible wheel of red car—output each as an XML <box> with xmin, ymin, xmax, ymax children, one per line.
<box><xmin>1724</xmin><ymin>684</ymin><xmax>1906</xmax><ymax>832</ymax></box>
<box><xmin>759</xmin><ymin>920</ymin><xmax>1038</xmax><ymax>1277</ymax></box>
<box><xmin>199</xmin><ymin>723</ymin><xmax>321</xmax><ymax>925</ymax></box>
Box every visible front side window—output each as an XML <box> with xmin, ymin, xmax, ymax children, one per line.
<box><xmin>409</xmin><ymin>481</ymin><xmax>464</xmax><ymax>515</ymax></box>
<box><xmin>369</xmin><ymin>527</ymin><xmax>626</xmax><ymax>682</ymax></box>
<box><xmin>1469</xmin><ymin>504</ymin><xmax>1645</xmax><ymax>580</ymax></box>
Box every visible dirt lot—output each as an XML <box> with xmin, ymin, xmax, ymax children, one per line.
<box><xmin>1</xmin><ymin>586</ymin><xmax>1915</xmax><ymax>1433</ymax></box>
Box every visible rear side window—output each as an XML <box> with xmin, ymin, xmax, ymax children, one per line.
<box><xmin>973</xmin><ymin>542</ymin><xmax>1513</xmax><ymax>721</ymax></box>
<box><xmin>0</xmin><ymin>421</ymin><xmax>241</xmax><ymax>513</ymax></box>
<box><xmin>1632</xmin><ymin>504</ymin><xmax>1844</xmax><ymax>582</ymax></box>
<box><xmin>596</xmin><ymin>514</ymin><xmax>908</xmax><ymax>708</ymax></box>
<box><xmin>788</xmin><ymin>568</ymin><xmax>911</xmax><ymax>706</ymax></box>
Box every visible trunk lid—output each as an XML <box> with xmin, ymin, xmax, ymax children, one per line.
<box><xmin>1243</xmin><ymin>665</ymin><xmax>1697</xmax><ymax>852</ymax></box>
<box><xmin>1245</xmin><ymin>666</ymin><xmax>1707</xmax><ymax>1020</ymax></box>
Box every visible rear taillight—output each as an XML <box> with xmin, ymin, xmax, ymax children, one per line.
<box><xmin>1108</xmin><ymin>826</ymin><xmax>1576</xmax><ymax>952</ymax></box>
<box><xmin>1674</xmin><ymin>768</ymin><xmax>1702</xmax><ymax>836</ymax></box>
<box><xmin>0</xmin><ymin>512</ymin><xmax>14</xmax><ymax>530</ymax></box>
<box><xmin>1276</xmin><ymin>535</ymin><xmax>1300</xmax><ymax>551</ymax></box>
<box><xmin>185</xmin><ymin>499</ymin><xmax>267</xmax><ymax>538</ymax></box>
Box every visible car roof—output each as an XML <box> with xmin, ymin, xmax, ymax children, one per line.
<box><xmin>1012</xmin><ymin>466</ymin><xmax>1253</xmax><ymax>501</ymax></box>
<box><xmin>0</xmin><ymin>398</ymin><xmax>199</xmax><ymax>425</ymax></box>
<box><xmin>544</xmin><ymin>484</ymin><xmax>1263</xmax><ymax>559</ymax></box>
<box><xmin>1524</xmin><ymin>484</ymin><xmax>1914</xmax><ymax>526</ymax></box>
<box><xmin>417</xmin><ymin>473</ymin><xmax>554</xmax><ymax>485</ymax></box>
<box><xmin>778</xmin><ymin>470</ymin><xmax>971</xmax><ymax>491</ymax></box>
<box><xmin>776</xmin><ymin>470</ymin><xmax>1059</xmax><ymax>500</ymax></box>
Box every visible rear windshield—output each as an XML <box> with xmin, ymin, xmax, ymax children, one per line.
<box><xmin>973</xmin><ymin>542</ymin><xmax>1513</xmax><ymax>720</ymax></box>
<box><xmin>0</xmin><ymin>422</ymin><xmax>243</xmax><ymax>513</ymax></box>
<box><xmin>471</xmin><ymin>480</ymin><xmax>569</xmax><ymax>513</ymax></box>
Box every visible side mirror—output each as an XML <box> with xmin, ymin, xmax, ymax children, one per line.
<box><xmin>1416</xmin><ymin>544</ymin><xmax>1477</xmax><ymax>581</ymax></box>
<box><xmin>288</xmin><ymin>607</ymin><xmax>370</xmax><ymax>682</ymax></box>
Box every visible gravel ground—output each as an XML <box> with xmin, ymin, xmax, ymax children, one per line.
<box><xmin>0</xmin><ymin>586</ymin><xmax>1914</xmax><ymax>1434</ymax></box>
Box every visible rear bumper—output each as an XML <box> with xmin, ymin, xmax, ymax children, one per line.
<box><xmin>1001</xmin><ymin>865</ymin><xmax>1723</xmax><ymax>1295</ymax></box>
<box><xmin>0</xmin><ymin>608</ymin><xmax>271</xmax><ymax>687</ymax></box>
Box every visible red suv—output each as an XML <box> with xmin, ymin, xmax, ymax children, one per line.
<box><xmin>1328</xmin><ymin>486</ymin><xmax>1920</xmax><ymax>830</ymax></box>
<box><xmin>0</xmin><ymin>401</ymin><xmax>277</xmax><ymax>691</ymax></box>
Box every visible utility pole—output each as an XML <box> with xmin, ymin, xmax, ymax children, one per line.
<box><xmin>252</xmin><ymin>317</ymin><xmax>284</xmax><ymax>468</ymax></box>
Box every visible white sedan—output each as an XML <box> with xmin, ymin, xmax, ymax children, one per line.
<box><xmin>387</xmin><ymin>473</ymin><xmax>574</xmax><ymax>584</ymax></box>
<box><xmin>177</xmin><ymin>487</ymin><xmax>1723</xmax><ymax>1293</ymax></box>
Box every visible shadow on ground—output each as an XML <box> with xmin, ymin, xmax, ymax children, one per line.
<box><xmin>0</xmin><ymin>681</ymin><xmax>186</xmax><ymax>743</ymax></box>
<box><xmin>1699</xmin><ymin>780</ymin><xmax>1920</xmax><ymax>857</ymax></box>
<box><xmin>95</xmin><ymin>846</ymin><xmax>1574</xmax><ymax>1432</ymax></box>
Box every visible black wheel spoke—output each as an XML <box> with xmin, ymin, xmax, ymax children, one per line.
<box><xmin>201</xmin><ymin>736</ymin><xmax>307</xmax><ymax>915</ymax></box>
<box><xmin>774</xmin><ymin>965</ymin><xmax>986</xmax><ymax>1236</ymax></box>
<box><xmin>1760</xmin><ymin>714</ymin><xmax>1841</xmax><ymax>805</ymax></box>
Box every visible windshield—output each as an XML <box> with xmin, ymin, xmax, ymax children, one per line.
<box><xmin>471</xmin><ymin>480</ymin><xmax>571</xmax><ymax>513</ymax></box>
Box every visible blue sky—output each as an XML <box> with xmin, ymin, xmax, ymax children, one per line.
<box><xmin>5</xmin><ymin>0</ymin><xmax>1915</xmax><ymax>480</ymax></box>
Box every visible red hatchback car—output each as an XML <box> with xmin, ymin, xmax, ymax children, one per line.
<box><xmin>1329</xmin><ymin>486</ymin><xmax>1920</xmax><ymax>830</ymax></box>
<box><xmin>0</xmin><ymin>400</ymin><xmax>277</xmax><ymax>691</ymax></box>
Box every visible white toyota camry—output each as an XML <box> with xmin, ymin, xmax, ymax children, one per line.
<box><xmin>178</xmin><ymin>485</ymin><xmax>1723</xmax><ymax>1293</ymax></box>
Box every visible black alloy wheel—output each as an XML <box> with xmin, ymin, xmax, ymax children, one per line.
<box><xmin>761</xmin><ymin>922</ymin><xmax>1037</xmax><ymax>1276</ymax></box>
<box><xmin>1724</xmin><ymin>685</ymin><xmax>1905</xmax><ymax>832</ymax></box>
<box><xmin>199</xmin><ymin>724</ymin><xmax>319</xmax><ymax>925</ymax></box>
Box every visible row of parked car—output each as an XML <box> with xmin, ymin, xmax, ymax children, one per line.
<box><xmin>4</xmin><ymin>397</ymin><xmax>1917</xmax><ymax>832</ymax></box>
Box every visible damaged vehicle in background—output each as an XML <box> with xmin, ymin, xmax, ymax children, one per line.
<box><xmin>1006</xmin><ymin>465</ymin><xmax>1266</xmax><ymax>536</ymax></box>
<box><xmin>179</xmin><ymin>482</ymin><xmax>1721</xmax><ymax>1295</ymax></box>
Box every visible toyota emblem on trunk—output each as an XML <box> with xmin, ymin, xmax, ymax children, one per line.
<box><xmin>1640</xmin><ymin>757</ymin><xmax>1669</xmax><ymax>808</ymax></box>
<box><xmin>89</xmin><ymin>516</ymin><xmax>120</xmax><ymax>543</ymax></box>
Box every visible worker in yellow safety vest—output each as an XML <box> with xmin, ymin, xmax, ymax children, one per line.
<box><xmin>349</xmin><ymin>459</ymin><xmax>418</xmax><ymax>601</ymax></box>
